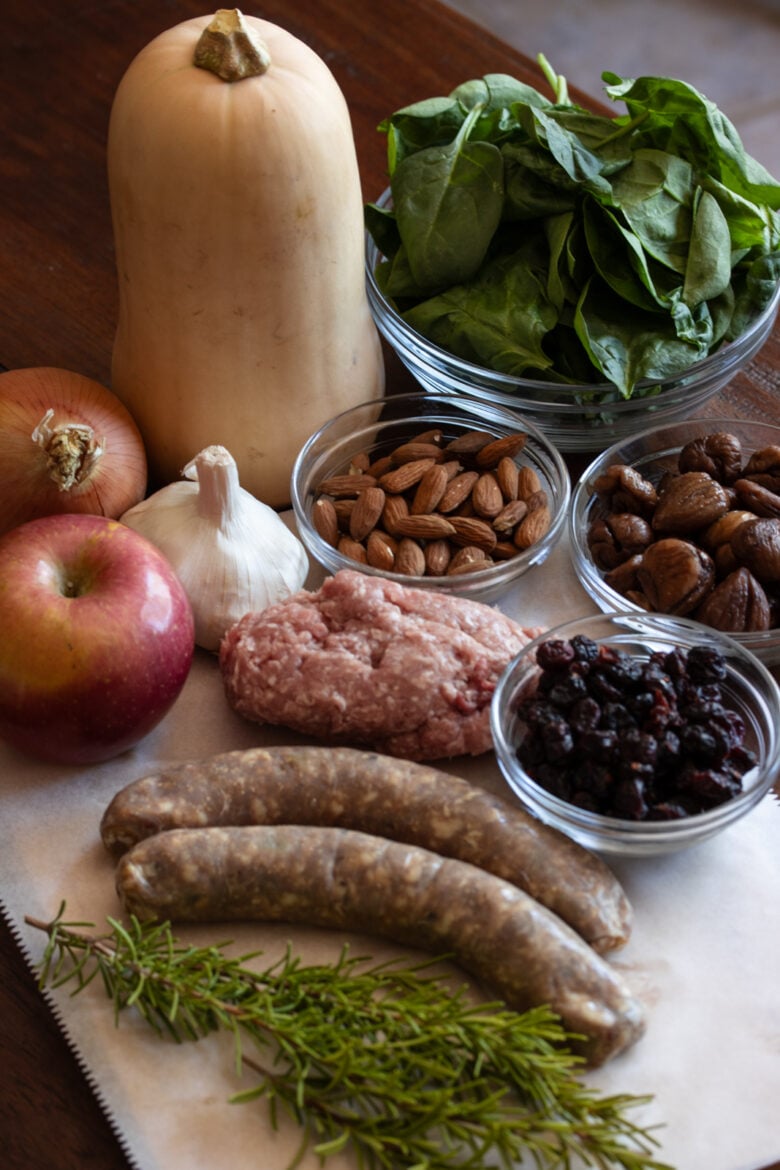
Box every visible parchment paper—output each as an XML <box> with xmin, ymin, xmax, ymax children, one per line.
<box><xmin>1</xmin><ymin>535</ymin><xmax>778</xmax><ymax>1170</ymax></box>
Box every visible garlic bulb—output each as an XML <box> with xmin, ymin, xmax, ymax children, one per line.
<box><xmin>120</xmin><ymin>445</ymin><xmax>309</xmax><ymax>651</ymax></box>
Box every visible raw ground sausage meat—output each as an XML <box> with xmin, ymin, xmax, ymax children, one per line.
<box><xmin>115</xmin><ymin>824</ymin><xmax>646</xmax><ymax>1068</ymax></box>
<box><xmin>218</xmin><ymin>569</ymin><xmax>542</xmax><ymax>760</ymax></box>
<box><xmin>100</xmin><ymin>745</ymin><xmax>632</xmax><ymax>953</ymax></box>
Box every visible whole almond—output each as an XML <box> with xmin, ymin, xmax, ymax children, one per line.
<box><xmin>312</xmin><ymin>498</ymin><xmax>339</xmax><ymax>546</ymax></box>
<box><xmin>394</xmin><ymin>537</ymin><xmax>427</xmax><ymax>576</ymax></box>
<box><xmin>411</xmin><ymin>463</ymin><xmax>450</xmax><ymax>514</ymax></box>
<box><xmin>496</xmin><ymin>456</ymin><xmax>519</xmax><ymax>501</ymax></box>
<box><xmin>493</xmin><ymin>540</ymin><xmax>521</xmax><ymax>560</ymax></box>
<box><xmin>350</xmin><ymin>486</ymin><xmax>387</xmax><ymax>541</ymax></box>
<box><xmin>475</xmin><ymin>433</ymin><xmax>527</xmax><ymax>469</ymax></box>
<box><xmin>449</xmin><ymin>515</ymin><xmax>498</xmax><ymax>552</ymax></box>
<box><xmin>367</xmin><ymin>453</ymin><xmax>394</xmax><ymax>478</ymax></box>
<box><xmin>472</xmin><ymin>472</ymin><xmax>504</xmax><ymax>518</ymax></box>
<box><xmin>379</xmin><ymin>458</ymin><xmax>436</xmax><ymax>494</ymax></box>
<box><xmin>366</xmin><ymin>529</ymin><xmax>398</xmax><ymax>571</ymax></box>
<box><xmin>337</xmin><ymin>534</ymin><xmax>368</xmax><ymax>564</ymax></box>
<box><xmin>318</xmin><ymin>472</ymin><xmax>377</xmax><ymax>497</ymax></box>
<box><xmin>441</xmin><ymin>459</ymin><xmax>463</xmax><ymax>478</ymax></box>
<box><xmin>394</xmin><ymin>514</ymin><xmax>458</xmax><ymax>540</ymax></box>
<box><xmin>448</xmin><ymin>545</ymin><xmax>490</xmax><ymax>573</ymax></box>
<box><xmin>448</xmin><ymin>559</ymin><xmax>492</xmax><ymax>576</ymax></box>
<box><xmin>424</xmin><ymin>539</ymin><xmax>452</xmax><ymax>576</ymax></box>
<box><xmin>349</xmin><ymin>451</ymin><xmax>371</xmax><ymax>474</ymax></box>
<box><xmin>444</xmin><ymin>430</ymin><xmax>494</xmax><ymax>455</ymax></box>
<box><xmin>410</xmin><ymin>427</ymin><xmax>444</xmax><ymax>445</ymax></box>
<box><xmin>439</xmin><ymin>470</ymin><xmax>479</xmax><ymax>513</ymax></box>
<box><xmin>516</xmin><ymin>466</ymin><xmax>542</xmax><ymax>500</ymax></box>
<box><xmin>382</xmin><ymin>494</ymin><xmax>410</xmax><ymax>536</ymax></box>
<box><xmin>389</xmin><ymin>441</ymin><xmax>444</xmax><ymax>465</ymax></box>
<box><xmin>514</xmin><ymin>506</ymin><xmax>551</xmax><ymax>549</ymax></box>
<box><xmin>492</xmin><ymin>498</ymin><xmax>528</xmax><ymax>533</ymax></box>
<box><xmin>333</xmin><ymin>498</ymin><xmax>356</xmax><ymax>529</ymax></box>
<box><xmin>524</xmin><ymin>488</ymin><xmax>549</xmax><ymax>514</ymax></box>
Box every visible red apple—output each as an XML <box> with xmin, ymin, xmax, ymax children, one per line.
<box><xmin>0</xmin><ymin>513</ymin><xmax>195</xmax><ymax>765</ymax></box>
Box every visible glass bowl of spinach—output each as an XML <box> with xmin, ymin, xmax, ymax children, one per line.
<box><xmin>365</xmin><ymin>62</ymin><xmax>780</xmax><ymax>453</ymax></box>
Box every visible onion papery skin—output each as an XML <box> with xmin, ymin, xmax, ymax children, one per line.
<box><xmin>0</xmin><ymin>367</ymin><xmax>148</xmax><ymax>536</ymax></box>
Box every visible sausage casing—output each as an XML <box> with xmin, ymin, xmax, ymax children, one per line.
<box><xmin>100</xmin><ymin>745</ymin><xmax>632</xmax><ymax>953</ymax></box>
<box><xmin>115</xmin><ymin>824</ymin><xmax>646</xmax><ymax>1068</ymax></box>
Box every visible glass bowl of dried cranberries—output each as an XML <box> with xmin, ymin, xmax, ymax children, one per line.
<box><xmin>291</xmin><ymin>391</ymin><xmax>570</xmax><ymax>604</ymax></box>
<box><xmin>490</xmin><ymin>611</ymin><xmax>780</xmax><ymax>857</ymax></box>
<box><xmin>568</xmin><ymin>418</ymin><xmax>780</xmax><ymax>666</ymax></box>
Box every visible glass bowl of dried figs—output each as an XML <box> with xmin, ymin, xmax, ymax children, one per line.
<box><xmin>569</xmin><ymin>419</ymin><xmax>780</xmax><ymax>665</ymax></box>
<box><xmin>491</xmin><ymin>612</ymin><xmax>780</xmax><ymax>857</ymax></box>
<box><xmin>291</xmin><ymin>391</ymin><xmax>570</xmax><ymax>604</ymax></box>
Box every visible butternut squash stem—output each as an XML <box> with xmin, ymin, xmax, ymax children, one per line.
<box><xmin>194</xmin><ymin>9</ymin><xmax>271</xmax><ymax>82</ymax></box>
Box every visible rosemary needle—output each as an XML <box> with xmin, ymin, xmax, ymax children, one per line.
<box><xmin>27</xmin><ymin>904</ymin><xmax>674</xmax><ymax>1170</ymax></box>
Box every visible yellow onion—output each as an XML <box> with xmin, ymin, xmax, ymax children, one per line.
<box><xmin>0</xmin><ymin>366</ymin><xmax>147</xmax><ymax>535</ymax></box>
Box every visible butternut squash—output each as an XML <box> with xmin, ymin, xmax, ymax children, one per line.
<box><xmin>108</xmin><ymin>9</ymin><xmax>384</xmax><ymax>508</ymax></box>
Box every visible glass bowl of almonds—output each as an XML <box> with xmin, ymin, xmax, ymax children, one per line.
<box><xmin>569</xmin><ymin>418</ymin><xmax>780</xmax><ymax>665</ymax></box>
<box><xmin>291</xmin><ymin>392</ymin><xmax>570</xmax><ymax>604</ymax></box>
<box><xmin>491</xmin><ymin>611</ymin><xmax>780</xmax><ymax>857</ymax></box>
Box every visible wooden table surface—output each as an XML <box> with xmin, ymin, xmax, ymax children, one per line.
<box><xmin>0</xmin><ymin>2</ymin><xmax>778</xmax><ymax>1168</ymax></box>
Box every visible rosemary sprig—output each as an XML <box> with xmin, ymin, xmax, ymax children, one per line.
<box><xmin>27</xmin><ymin>904</ymin><xmax>674</xmax><ymax>1170</ymax></box>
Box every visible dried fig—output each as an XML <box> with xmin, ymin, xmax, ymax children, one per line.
<box><xmin>587</xmin><ymin>512</ymin><xmax>653</xmax><ymax>569</ymax></box>
<box><xmin>636</xmin><ymin>538</ymin><xmax>715</xmax><ymax>615</ymax></box>
<box><xmin>590</xmin><ymin>464</ymin><xmax>657</xmax><ymax>516</ymax></box>
<box><xmin>701</xmin><ymin>509</ymin><xmax>757</xmax><ymax>553</ymax></box>
<box><xmin>730</xmin><ymin>517</ymin><xmax>780</xmax><ymax>584</ymax></box>
<box><xmin>652</xmin><ymin>472</ymin><xmax>730</xmax><ymax>534</ymax></box>
<box><xmin>678</xmin><ymin>432</ymin><xmax>743</xmax><ymax>483</ymax></box>
<box><xmin>694</xmin><ymin>567</ymin><xmax>771</xmax><ymax>632</ymax></box>
<box><xmin>733</xmin><ymin>478</ymin><xmax>780</xmax><ymax>519</ymax></box>
<box><xmin>604</xmin><ymin>554</ymin><xmax>643</xmax><ymax>595</ymax></box>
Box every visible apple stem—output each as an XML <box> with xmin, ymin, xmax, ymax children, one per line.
<box><xmin>32</xmin><ymin>409</ymin><xmax>105</xmax><ymax>492</ymax></box>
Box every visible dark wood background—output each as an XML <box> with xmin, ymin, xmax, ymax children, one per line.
<box><xmin>1</xmin><ymin>2</ymin><xmax>778</xmax><ymax>1168</ymax></box>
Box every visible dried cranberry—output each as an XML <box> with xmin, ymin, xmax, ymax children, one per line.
<box><xmin>680</xmin><ymin>725</ymin><xmax>723</xmax><ymax>765</ymax></box>
<box><xmin>597</xmin><ymin>702</ymin><xmax>633</xmax><ymax>731</ymax></box>
<box><xmin>569</xmin><ymin>696</ymin><xmax>602</xmax><ymax>732</ymax></box>
<box><xmin>548</xmin><ymin>674</ymin><xmax>589</xmax><ymax>707</ymax></box>
<box><xmin>686</xmin><ymin>646</ymin><xmax>727</xmax><ymax>683</ymax></box>
<box><xmin>536</xmin><ymin>639</ymin><xmax>576</xmax><ymax>671</ymax></box>
<box><xmin>612</xmin><ymin>778</ymin><xmax>649</xmax><ymax>819</ymax></box>
<box><xmin>679</xmin><ymin>767</ymin><xmax>742</xmax><ymax>808</ymax></box>
<box><xmin>571</xmin><ymin>634</ymin><xmax>600</xmax><ymax>664</ymax></box>
<box><xmin>541</xmin><ymin>720</ymin><xmax>574</xmax><ymax>763</ymax></box>
<box><xmin>578</xmin><ymin>728</ymin><xmax>619</xmax><ymax>763</ymax></box>
<box><xmin>571</xmin><ymin>761</ymin><xmax>614</xmax><ymax>798</ymax></box>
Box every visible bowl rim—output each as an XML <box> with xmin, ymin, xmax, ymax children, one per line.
<box><xmin>290</xmin><ymin>389</ymin><xmax>572</xmax><ymax>592</ymax></box>
<box><xmin>490</xmin><ymin>610</ymin><xmax>780</xmax><ymax>842</ymax></box>
<box><xmin>365</xmin><ymin>186</ymin><xmax>780</xmax><ymax>404</ymax></box>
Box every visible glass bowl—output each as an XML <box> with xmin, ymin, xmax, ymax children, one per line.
<box><xmin>290</xmin><ymin>391</ymin><xmax>570</xmax><ymax>605</ymax></box>
<box><xmin>365</xmin><ymin>188</ymin><xmax>780</xmax><ymax>454</ymax></box>
<box><xmin>490</xmin><ymin>612</ymin><xmax>780</xmax><ymax>858</ymax></box>
<box><xmin>569</xmin><ymin>418</ymin><xmax>780</xmax><ymax>666</ymax></box>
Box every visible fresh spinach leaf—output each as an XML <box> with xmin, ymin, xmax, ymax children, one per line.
<box><xmin>402</xmin><ymin>239</ymin><xmax>558</xmax><ymax>375</ymax></box>
<box><xmin>682</xmin><ymin>187</ymin><xmax>732</xmax><ymax>305</ymax></box>
<box><xmin>392</xmin><ymin>103</ymin><xmax>504</xmax><ymax>292</ymax></box>
<box><xmin>575</xmin><ymin>277</ymin><xmax>706</xmax><ymax>395</ymax></box>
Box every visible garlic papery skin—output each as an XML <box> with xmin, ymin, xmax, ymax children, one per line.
<box><xmin>120</xmin><ymin>445</ymin><xmax>309</xmax><ymax>651</ymax></box>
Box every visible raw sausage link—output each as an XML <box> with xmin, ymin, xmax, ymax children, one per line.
<box><xmin>115</xmin><ymin>824</ymin><xmax>646</xmax><ymax>1068</ymax></box>
<box><xmin>100</xmin><ymin>745</ymin><xmax>632</xmax><ymax>953</ymax></box>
